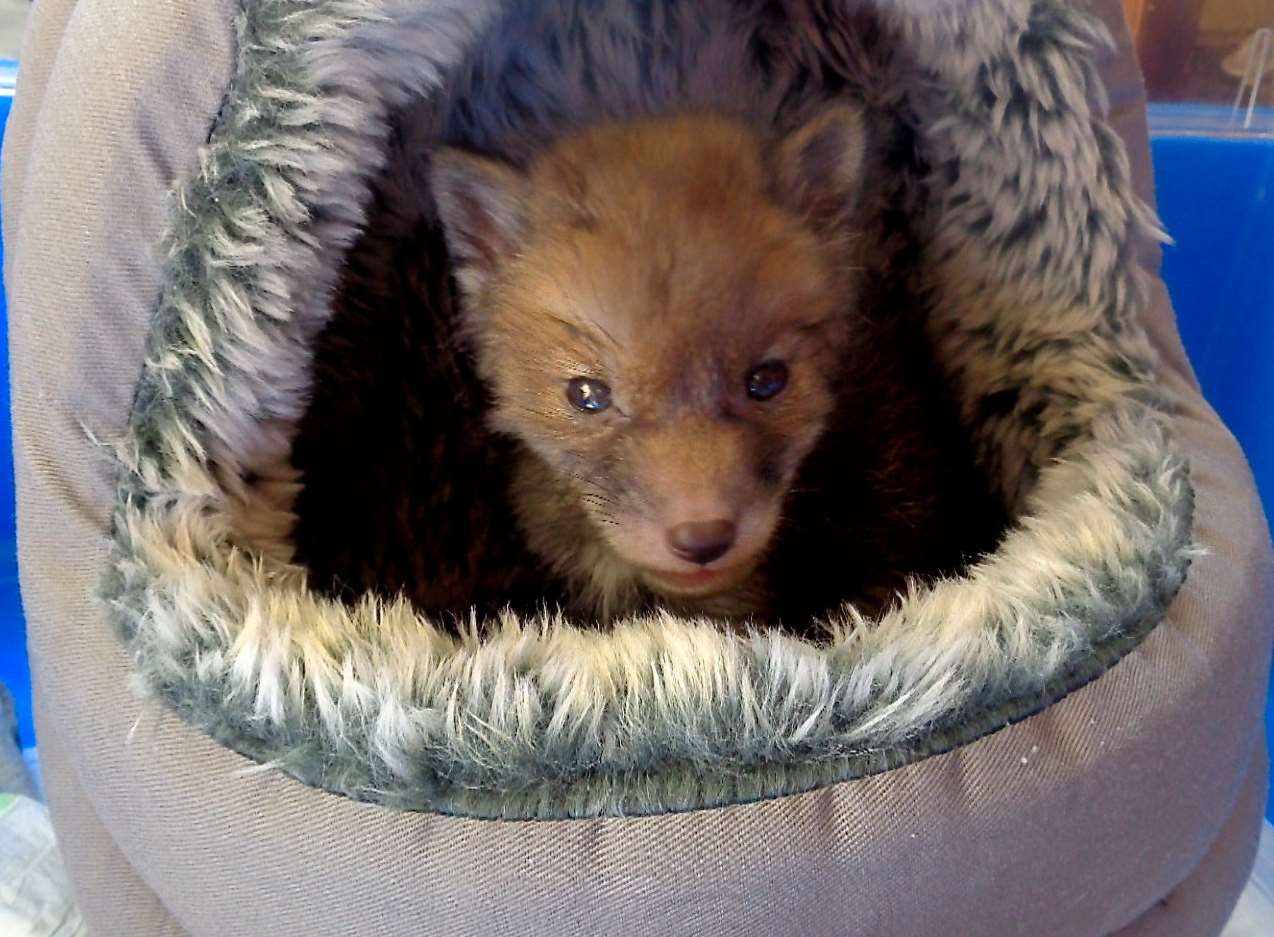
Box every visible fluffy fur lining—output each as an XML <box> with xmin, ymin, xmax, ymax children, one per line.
<box><xmin>103</xmin><ymin>0</ymin><xmax>1194</xmax><ymax>818</ymax></box>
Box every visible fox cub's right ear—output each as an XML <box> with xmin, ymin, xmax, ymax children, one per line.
<box><xmin>431</xmin><ymin>149</ymin><xmax>530</xmax><ymax>298</ymax></box>
<box><xmin>772</xmin><ymin>103</ymin><xmax>868</xmax><ymax>233</ymax></box>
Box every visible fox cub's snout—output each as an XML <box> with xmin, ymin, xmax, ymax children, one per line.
<box><xmin>431</xmin><ymin>106</ymin><xmax>868</xmax><ymax>617</ymax></box>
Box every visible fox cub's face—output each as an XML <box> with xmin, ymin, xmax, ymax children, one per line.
<box><xmin>432</xmin><ymin>107</ymin><xmax>866</xmax><ymax>602</ymax></box>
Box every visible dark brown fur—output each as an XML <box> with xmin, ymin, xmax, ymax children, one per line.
<box><xmin>290</xmin><ymin>117</ymin><xmax>567</xmax><ymax>624</ymax></box>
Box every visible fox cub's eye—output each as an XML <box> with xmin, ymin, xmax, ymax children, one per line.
<box><xmin>566</xmin><ymin>377</ymin><xmax>612</xmax><ymax>413</ymax></box>
<box><xmin>746</xmin><ymin>361</ymin><xmax>789</xmax><ymax>401</ymax></box>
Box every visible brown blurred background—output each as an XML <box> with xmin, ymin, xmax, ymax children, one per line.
<box><xmin>1128</xmin><ymin>0</ymin><xmax>1273</xmax><ymax>103</ymax></box>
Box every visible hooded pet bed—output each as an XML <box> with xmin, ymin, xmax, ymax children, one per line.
<box><xmin>100</xmin><ymin>0</ymin><xmax>1201</xmax><ymax>816</ymax></box>
<box><xmin>5</xmin><ymin>0</ymin><xmax>1274</xmax><ymax>934</ymax></box>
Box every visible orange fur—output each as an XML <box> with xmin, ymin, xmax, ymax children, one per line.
<box><xmin>432</xmin><ymin>109</ymin><xmax>868</xmax><ymax>622</ymax></box>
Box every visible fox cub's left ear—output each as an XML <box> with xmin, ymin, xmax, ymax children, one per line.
<box><xmin>771</xmin><ymin>103</ymin><xmax>868</xmax><ymax>232</ymax></box>
<box><xmin>430</xmin><ymin>148</ymin><xmax>530</xmax><ymax>299</ymax></box>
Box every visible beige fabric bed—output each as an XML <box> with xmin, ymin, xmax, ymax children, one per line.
<box><xmin>3</xmin><ymin>0</ymin><xmax>1272</xmax><ymax>934</ymax></box>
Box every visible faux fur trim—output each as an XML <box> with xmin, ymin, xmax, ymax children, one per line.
<box><xmin>104</xmin><ymin>0</ymin><xmax>1194</xmax><ymax>818</ymax></box>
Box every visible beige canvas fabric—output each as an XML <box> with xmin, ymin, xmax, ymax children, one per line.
<box><xmin>1112</xmin><ymin>745</ymin><xmax>1267</xmax><ymax>937</ymax></box>
<box><xmin>4</xmin><ymin>0</ymin><xmax>1272</xmax><ymax>935</ymax></box>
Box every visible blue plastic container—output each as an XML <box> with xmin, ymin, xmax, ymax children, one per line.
<box><xmin>1150</xmin><ymin>106</ymin><xmax>1274</xmax><ymax>519</ymax></box>
<box><xmin>0</xmin><ymin>59</ymin><xmax>27</xmax><ymax>748</ymax></box>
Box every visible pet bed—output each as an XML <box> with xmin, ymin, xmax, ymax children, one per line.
<box><xmin>4</xmin><ymin>0</ymin><xmax>1273</xmax><ymax>934</ymax></box>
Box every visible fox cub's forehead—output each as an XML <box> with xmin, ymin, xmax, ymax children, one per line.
<box><xmin>531</xmin><ymin>115</ymin><xmax>769</xmax><ymax>209</ymax></box>
<box><xmin>494</xmin><ymin>114</ymin><xmax>849</xmax><ymax>354</ymax></box>
<box><xmin>512</xmin><ymin>227</ymin><xmax>829</xmax><ymax>369</ymax></box>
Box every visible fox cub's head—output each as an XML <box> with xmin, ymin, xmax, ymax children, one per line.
<box><xmin>432</xmin><ymin>106</ymin><xmax>867</xmax><ymax>602</ymax></box>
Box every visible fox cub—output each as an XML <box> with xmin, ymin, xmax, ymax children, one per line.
<box><xmin>431</xmin><ymin>106</ymin><xmax>997</xmax><ymax>626</ymax></box>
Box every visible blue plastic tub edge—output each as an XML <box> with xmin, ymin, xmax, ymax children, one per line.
<box><xmin>0</xmin><ymin>58</ymin><xmax>25</xmax><ymax>748</ymax></box>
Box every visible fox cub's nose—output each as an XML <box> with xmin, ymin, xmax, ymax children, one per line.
<box><xmin>666</xmin><ymin>520</ymin><xmax>737</xmax><ymax>565</ymax></box>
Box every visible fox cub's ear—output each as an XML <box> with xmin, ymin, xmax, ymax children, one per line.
<box><xmin>431</xmin><ymin>149</ymin><xmax>530</xmax><ymax>298</ymax></box>
<box><xmin>771</xmin><ymin>103</ymin><xmax>868</xmax><ymax>232</ymax></box>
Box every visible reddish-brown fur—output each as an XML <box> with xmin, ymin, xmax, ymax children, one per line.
<box><xmin>432</xmin><ymin>110</ymin><xmax>879</xmax><ymax>621</ymax></box>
